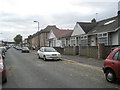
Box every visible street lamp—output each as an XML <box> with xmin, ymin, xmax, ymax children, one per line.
<box><xmin>33</xmin><ymin>21</ymin><xmax>39</xmax><ymax>31</ymax></box>
<box><xmin>33</xmin><ymin>20</ymin><xmax>40</xmax><ymax>50</ymax></box>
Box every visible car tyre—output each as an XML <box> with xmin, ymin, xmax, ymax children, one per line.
<box><xmin>2</xmin><ymin>77</ymin><xmax>7</xmax><ymax>83</ymax></box>
<box><xmin>105</xmin><ymin>70</ymin><xmax>116</xmax><ymax>83</ymax></box>
<box><xmin>43</xmin><ymin>55</ymin><xmax>47</xmax><ymax>61</ymax></box>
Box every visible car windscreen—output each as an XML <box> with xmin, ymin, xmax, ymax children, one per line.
<box><xmin>44</xmin><ymin>47</ymin><xmax>56</xmax><ymax>52</ymax></box>
<box><xmin>23</xmin><ymin>47</ymin><xmax>29</xmax><ymax>49</ymax></box>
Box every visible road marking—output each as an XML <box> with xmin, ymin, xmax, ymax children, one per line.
<box><xmin>62</xmin><ymin>59</ymin><xmax>103</xmax><ymax>72</ymax></box>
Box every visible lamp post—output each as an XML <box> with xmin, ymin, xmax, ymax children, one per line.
<box><xmin>33</xmin><ymin>21</ymin><xmax>40</xmax><ymax>50</ymax></box>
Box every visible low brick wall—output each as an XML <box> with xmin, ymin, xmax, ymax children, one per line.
<box><xmin>64</xmin><ymin>46</ymin><xmax>74</xmax><ymax>55</ymax></box>
<box><xmin>63</xmin><ymin>46</ymin><xmax>79</xmax><ymax>55</ymax></box>
<box><xmin>54</xmin><ymin>45</ymin><xmax>120</xmax><ymax>59</ymax></box>
<box><xmin>79</xmin><ymin>46</ymin><xmax>98</xmax><ymax>58</ymax></box>
<box><xmin>79</xmin><ymin>45</ymin><xmax>120</xmax><ymax>59</ymax></box>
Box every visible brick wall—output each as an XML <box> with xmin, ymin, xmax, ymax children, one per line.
<box><xmin>79</xmin><ymin>46</ymin><xmax>98</xmax><ymax>58</ymax></box>
<box><xmin>54</xmin><ymin>44</ymin><xmax>120</xmax><ymax>59</ymax></box>
<box><xmin>63</xmin><ymin>46</ymin><xmax>79</xmax><ymax>55</ymax></box>
<box><xmin>64</xmin><ymin>46</ymin><xmax>74</xmax><ymax>55</ymax></box>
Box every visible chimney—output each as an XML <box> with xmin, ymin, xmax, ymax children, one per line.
<box><xmin>91</xmin><ymin>18</ymin><xmax>96</xmax><ymax>23</ymax></box>
<box><xmin>118</xmin><ymin>1</ymin><xmax>120</xmax><ymax>26</ymax></box>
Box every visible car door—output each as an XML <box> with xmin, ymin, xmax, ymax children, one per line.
<box><xmin>117</xmin><ymin>51</ymin><xmax>120</xmax><ymax>77</ymax></box>
<box><xmin>112</xmin><ymin>50</ymin><xmax>120</xmax><ymax>77</ymax></box>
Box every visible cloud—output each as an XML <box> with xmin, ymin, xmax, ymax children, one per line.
<box><xmin>0</xmin><ymin>0</ymin><xmax>119</xmax><ymax>41</ymax></box>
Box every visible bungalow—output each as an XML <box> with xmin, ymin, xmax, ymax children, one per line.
<box><xmin>70</xmin><ymin>18</ymin><xmax>96</xmax><ymax>46</ymax></box>
<box><xmin>87</xmin><ymin>15</ymin><xmax>120</xmax><ymax>46</ymax></box>
<box><xmin>48</xmin><ymin>29</ymin><xmax>73</xmax><ymax>47</ymax></box>
<box><xmin>39</xmin><ymin>25</ymin><xmax>59</xmax><ymax>47</ymax></box>
<box><xmin>70</xmin><ymin>10</ymin><xmax>120</xmax><ymax>46</ymax></box>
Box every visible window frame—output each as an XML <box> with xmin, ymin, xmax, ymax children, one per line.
<box><xmin>97</xmin><ymin>33</ymin><xmax>108</xmax><ymax>38</ymax></box>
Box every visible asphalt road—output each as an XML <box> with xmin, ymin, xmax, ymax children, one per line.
<box><xmin>2</xmin><ymin>48</ymin><xmax>120</xmax><ymax>88</ymax></box>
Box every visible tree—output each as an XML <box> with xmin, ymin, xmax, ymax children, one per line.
<box><xmin>13</xmin><ymin>34</ymin><xmax>22</xmax><ymax>44</ymax></box>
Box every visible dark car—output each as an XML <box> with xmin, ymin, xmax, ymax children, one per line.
<box><xmin>0</xmin><ymin>54</ymin><xmax>7</xmax><ymax>83</ymax></box>
<box><xmin>103</xmin><ymin>48</ymin><xmax>120</xmax><ymax>83</ymax></box>
<box><xmin>21</xmin><ymin>47</ymin><xmax>30</xmax><ymax>53</ymax></box>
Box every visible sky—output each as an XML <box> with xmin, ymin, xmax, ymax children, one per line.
<box><xmin>0</xmin><ymin>0</ymin><xmax>120</xmax><ymax>42</ymax></box>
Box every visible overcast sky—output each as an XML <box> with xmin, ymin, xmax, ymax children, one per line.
<box><xmin>0</xmin><ymin>0</ymin><xmax>120</xmax><ymax>41</ymax></box>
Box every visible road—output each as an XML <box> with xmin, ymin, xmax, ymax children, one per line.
<box><xmin>2</xmin><ymin>48</ymin><xmax>120</xmax><ymax>88</ymax></box>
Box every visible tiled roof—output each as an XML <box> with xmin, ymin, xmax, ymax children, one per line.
<box><xmin>88</xmin><ymin>16</ymin><xmax>119</xmax><ymax>34</ymax></box>
<box><xmin>52</xmin><ymin>29</ymin><xmax>73</xmax><ymax>39</ymax></box>
<box><xmin>77</xmin><ymin>22</ymin><xmax>97</xmax><ymax>34</ymax></box>
<box><xmin>41</xmin><ymin>25</ymin><xmax>59</xmax><ymax>33</ymax></box>
<box><xmin>77</xmin><ymin>16</ymin><xmax>119</xmax><ymax>35</ymax></box>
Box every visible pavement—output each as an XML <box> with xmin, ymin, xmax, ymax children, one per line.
<box><xmin>61</xmin><ymin>55</ymin><xmax>105</xmax><ymax>68</ymax></box>
<box><xmin>31</xmin><ymin>50</ymin><xmax>105</xmax><ymax>68</ymax></box>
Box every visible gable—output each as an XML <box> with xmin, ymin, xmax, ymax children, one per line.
<box><xmin>48</xmin><ymin>30</ymin><xmax>56</xmax><ymax>39</ymax></box>
<box><xmin>71</xmin><ymin>23</ymin><xmax>85</xmax><ymax>36</ymax></box>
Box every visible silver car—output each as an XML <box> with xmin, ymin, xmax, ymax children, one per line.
<box><xmin>37</xmin><ymin>47</ymin><xmax>61</xmax><ymax>61</ymax></box>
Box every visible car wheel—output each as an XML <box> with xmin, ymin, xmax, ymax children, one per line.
<box><xmin>43</xmin><ymin>55</ymin><xmax>47</xmax><ymax>61</ymax></box>
<box><xmin>105</xmin><ymin>70</ymin><xmax>116</xmax><ymax>83</ymax></box>
<box><xmin>38</xmin><ymin>54</ymin><xmax>40</xmax><ymax>59</ymax></box>
<box><xmin>2</xmin><ymin>76</ymin><xmax>7</xmax><ymax>83</ymax></box>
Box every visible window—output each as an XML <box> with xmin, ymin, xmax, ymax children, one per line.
<box><xmin>118</xmin><ymin>51</ymin><xmax>120</xmax><ymax>61</ymax></box>
<box><xmin>97</xmin><ymin>33</ymin><xmax>107</xmax><ymax>38</ymax></box>
<box><xmin>81</xmin><ymin>36</ymin><xmax>87</xmax><ymax>40</ymax></box>
<box><xmin>97</xmin><ymin>34</ymin><xmax>102</xmax><ymax>38</ymax></box>
<box><xmin>97</xmin><ymin>33</ymin><xmax>108</xmax><ymax>45</ymax></box>
<box><xmin>103</xmin><ymin>33</ymin><xmax>107</xmax><ymax>37</ymax></box>
<box><xmin>113</xmin><ymin>51</ymin><xmax>120</xmax><ymax>60</ymax></box>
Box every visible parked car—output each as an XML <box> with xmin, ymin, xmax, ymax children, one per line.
<box><xmin>37</xmin><ymin>47</ymin><xmax>61</xmax><ymax>61</ymax></box>
<box><xmin>15</xmin><ymin>46</ymin><xmax>22</xmax><ymax>50</ymax></box>
<box><xmin>0</xmin><ymin>54</ymin><xmax>7</xmax><ymax>83</ymax></box>
<box><xmin>0</xmin><ymin>47</ymin><xmax>6</xmax><ymax>58</ymax></box>
<box><xmin>21</xmin><ymin>47</ymin><xmax>30</xmax><ymax>53</ymax></box>
<box><xmin>0</xmin><ymin>49</ymin><xmax>5</xmax><ymax>60</ymax></box>
<box><xmin>103</xmin><ymin>48</ymin><xmax>120</xmax><ymax>83</ymax></box>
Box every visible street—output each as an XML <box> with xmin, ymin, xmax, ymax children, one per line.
<box><xmin>2</xmin><ymin>48</ymin><xmax>120</xmax><ymax>88</ymax></box>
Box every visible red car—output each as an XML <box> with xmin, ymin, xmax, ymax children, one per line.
<box><xmin>0</xmin><ymin>55</ymin><xmax>7</xmax><ymax>83</ymax></box>
<box><xmin>103</xmin><ymin>48</ymin><xmax>120</xmax><ymax>83</ymax></box>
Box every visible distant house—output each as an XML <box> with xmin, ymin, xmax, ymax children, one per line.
<box><xmin>29</xmin><ymin>33</ymin><xmax>39</xmax><ymax>50</ymax></box>
<box><xmin>26</xmin><ymin>25</ymin><xmax>59</xmax><ymax>50</ymax></box>
<box><xmin>39</xmin><ymin>25</ymin><xmax>59</xmax><ymax>47</ymax></box>
<box><xmin>22</xmin><ymin>38</ymin><xmax>28</xmax><ymax>47</ymax></box>
<box><xmin>60</xmin><ymin>31</ymin><xmax>73</xmax><ymax>47</ymax></box>
<box><xmin>48</xmin><ymin>29</ymin><xmax>73</xmax><ymax>47</ymax></box>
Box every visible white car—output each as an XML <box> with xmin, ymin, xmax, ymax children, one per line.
<box><xmin>37</xmin><ymin>47</ymin><xmax>61</xmax><ymax>61</ymax></box>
